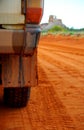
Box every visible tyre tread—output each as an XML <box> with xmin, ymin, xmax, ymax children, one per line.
<box><xmin>4</xmin><ymin>87</ymin><xmax>31</xmax><ymax>108</ymax></box>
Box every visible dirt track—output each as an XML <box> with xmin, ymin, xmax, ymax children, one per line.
<box><xmin>0</xmin><ymin>35</ymin><xmax>84</xmax><ymax>130</ymax></box>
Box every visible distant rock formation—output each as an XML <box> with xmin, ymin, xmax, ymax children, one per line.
<box><xmin>41</xmin><ymin>15</ymin><xmax>66</xmax><ymax>31</ymax></box>
<box><xmin>49</xmin><ymin>15</ymin><xmax>63</xmax><ymax>26</ymax></box>
<box><xmin>48</xmin><ymin>15</ymin><xmax>57</xmax><ymax>23</ymax></box>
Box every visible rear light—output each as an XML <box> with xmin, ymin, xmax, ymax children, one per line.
<box><xmin>26</xmin><ymin>0</ymin><xmax>44</xmax><ymax>24</ymax></box>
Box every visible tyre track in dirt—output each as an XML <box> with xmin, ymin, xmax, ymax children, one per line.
<box><xmin>39</xmin><ymin>43</ymin><xmax>84</xmax><ymax>56</ymax></box>
<box><xmin>38</xmin><ymin>49</ymin><xmax>84</xmax><ymax>86</ymax></box>
<box><xmin>39</xmin><ymin>46</ymin><xmax>84</xmax><ymax>64</ymax></box>
<box><xmin>38</xmin><ymin>37</ymin><xmax>84</xmax><ymax>129</ymax></box>
<box><xmin>37</xmin><ymin>65</ymin><xmax>77</xmax><ymax>130</ymax></box>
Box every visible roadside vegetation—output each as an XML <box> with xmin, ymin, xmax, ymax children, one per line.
<box><xmin>41</xmin><ymin>25</ymin><xmax>84</xmax><ymax>36</ymax></box>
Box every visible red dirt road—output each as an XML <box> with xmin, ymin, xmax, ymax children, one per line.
<box><xmin>0</xmin><ymin>35</ymin><xmax>84</xmax><ymax>130</ymax></box>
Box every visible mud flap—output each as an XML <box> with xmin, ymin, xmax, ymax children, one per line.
<box><xmin>2</xmin><ymin>49</ymin><xmax>38</xmax><ymax>88</ymax></box>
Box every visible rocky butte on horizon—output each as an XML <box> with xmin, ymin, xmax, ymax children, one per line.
<box><xmin>41</xmin><ymin>15</ymin><xmax>66</xmax><ymax>31</ymax></box>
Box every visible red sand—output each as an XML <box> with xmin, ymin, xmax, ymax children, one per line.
<box><xmin>0</xmin><ymin>35</ymin><xmax>84</xmax><ymax>130</ymax></box>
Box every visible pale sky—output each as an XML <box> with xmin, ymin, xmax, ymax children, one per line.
<box><xmin>41</xmin><ymin>0</ymin><xmax>84</xmax><ymax>29</ymax></box>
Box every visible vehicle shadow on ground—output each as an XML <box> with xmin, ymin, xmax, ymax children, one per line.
<box><xmin>0</xmin><ymin>87</ymin><xmax>23</xmax><ymax>130</ymax></box>
<box><xmin>0</xmin><ymin>87</ymin><xmax>11</xmax><ymax>110</ymax></box>
<box><xmin>0</xmin><ymin>98</ymin><xmax>4</xmax><ymax>107</ymax></box>
<box><xmin>0</xmin><ymin>86</ymin><xmax>4</xmax><ymax>105</ymax></box>
<box><xmin>0</xmin><ymin>87</ymin><xmax>6</xmax><ymax>110</ymax></box>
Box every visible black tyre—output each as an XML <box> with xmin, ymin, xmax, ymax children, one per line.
<box><xmin>4</xmin><ymin>87</ymin><xmax>31</xmax><ymax>108</ymax></box>
<box><xmin>0</xmin><ymin>64</ymin><xmax>2</xmax><ymax>84</ymax></box>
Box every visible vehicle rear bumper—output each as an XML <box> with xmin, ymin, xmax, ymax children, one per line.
<box><xmin>0</xmin><ymin>25</ymin><xmax>41</xmax><ymax>55</ymax></box>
